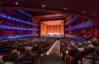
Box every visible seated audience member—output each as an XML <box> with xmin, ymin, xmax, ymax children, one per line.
<box><xmin>92</xmin><ymin>37</ymin><xmax>98</xmax><ymax>42</ymax></box>
<box><xmin>86</xmin><ymin>40</ymin><xmax>94</xmax><ymax>48</ymax></box>
<box><xmin>32</xmin><ymin>42</ymin><xmax>40</xmax><ymax>52</ymax></box>
<box><xmin>0</xmin><ymin>56</ymin><xmax>4</xmax><ymax>64</ymax></box>
<box><xmin>69</xmin><ymin>46</ymin><xmax>79</xmax><ymax>56</ymax></box>
<box><xmin>77</xmin><ymin>43</ymin><xmax>85</xmax><ymax>51</ymax></box>
<box><xmin>32</xmin><ymin>42</ymin><xmax>40</xmax><ymax>61</ymax></box>
<box><xmin>24</xmin><ymin>44</ymin><xmax>33</xmax><ymax>56</ymax></box>
<box><xmin>17</xmin><ymin>44</ymin><xmax>25</xmax><ymax>52</ymax></box>
<box><xmin>8</xmin><ymin>49</ymin><xmax>19</xmax><ymax>62</ymax></box>
<box><xmin>2</xmin><ymin>55</ymin><xmax>9</xmax><ymax>63</ymax></box>
<box><xmin>92</xmin><ymin>37</ymin><xmax>99</xmax><ymax>46</ymax></box>
<box><xmin>4</xmin><ymin>61</ymin><xmax>15</xmax><ymax>64</ymax></box>
<box><xmin>1</xmin><ymin>49</ymin><xmax>19</xmax><ymax>63</ymax></box>
<box><xmin>95</xmin><ymin>46</ymin><xmax>99</xmax><ymax>54</ymax></box>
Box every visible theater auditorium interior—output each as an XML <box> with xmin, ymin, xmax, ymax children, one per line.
<box><xmin>0</xmin><ymin>0</ymin><xmax>99</xmax><ymax>64</ymax></box>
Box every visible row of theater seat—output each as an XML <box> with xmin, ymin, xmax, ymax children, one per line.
<box><xmin>0</xmin><ymin>37</ymin><xmax>56</xmax><ymax>64</ymax></box>
<box><xmin>60</xmin><ymin>37</ymin><xmax>99</xmax><ymax>64</ymax></box>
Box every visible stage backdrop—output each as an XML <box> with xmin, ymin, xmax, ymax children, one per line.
<box><xmin>41</xmin><ymin>20</ymin><xmax>64</xmax><ymax>36</ymax></box>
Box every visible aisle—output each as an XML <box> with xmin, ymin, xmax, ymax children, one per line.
<box><xmin>40</xmin><ymin>55</ymin><xmax>65</xmax><ymax>64</ymax></box>
<box><xmin>40</xmin><ymin>40</ymin><xmax>65</xmax><ymax>64</ymax></box>
<box><xmin>46</xmin><ymin>40</ymin><xmax>60</xmax><ymax>56</ymax></box>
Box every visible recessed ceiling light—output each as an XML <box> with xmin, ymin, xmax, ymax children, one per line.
<box><xmin>82</xmin><ymin>11</ymin><xmax>85</xmax><ymax>14</ymax></box>
<box><xmin>0</xmin><ymin>2</ymin><xmax>2</xmax><ymax>4</ymax></box>
<box><xmin>42</xmin><ymin>4</ymin><xmax>45</xmax><ymax>8</ymax></box>
<box><xmin>64</xmin><ymin>8</ymin><xmax>67</xmax><ymax>10</ymax></box>
<box><xmin>15</xmin><ymin>2</ymin><xmax>18</xmax><ymax>5</ymax></box>
<box><xmin>92</xmin><ymin>14</ymin><xmax>95</xmax><ymax>16</ymax></box>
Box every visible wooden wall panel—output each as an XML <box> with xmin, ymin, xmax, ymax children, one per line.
<box><xmin>41</xmin><ymin>20</ymin><xmax>64</xmax><ymax>36</ymax></box>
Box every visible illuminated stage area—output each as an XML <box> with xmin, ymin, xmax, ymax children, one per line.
<box><xmin>41</xmin><ymin>20</ymin><xmax>64</xmax><ymax>37</ymax></box>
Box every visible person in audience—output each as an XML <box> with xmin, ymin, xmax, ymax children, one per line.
<box><xmin>77</xmin><ymin>43</ymin><xmax>85</xmax><ymax>51</ymax></box>
<box><xmin>24</xmin><ymin>44</ymin><xmax>33</xmax><ymax>56</ymax></box>
<box><xmin>69</xmin><ymin>45</ymin><xmax>79</xmax><ymax>56</ymax></box>
<box><xmin>4</xmin><ymin>62</ymin><xmax>15</xmax><ymax>64</ymax></box>
<box><xmin>8</xmin><ymin>49</ymin><xmax>19</xmax><ymax>62</ymax></box>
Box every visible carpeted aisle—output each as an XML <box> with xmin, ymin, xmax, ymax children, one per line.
<box><xmin>40</xmin><ymin>40</ymin><xmax>65</xmax><ymax>64</ymax></box>
<box><xmin>46</xmin><ymin>40</ymin><xmax>60</xmax><ymax>56</ymax></box>
<box><xmin>40</xmin><ymin>55</ymin><xmax>65</xmax><ymax>64</ymax></box>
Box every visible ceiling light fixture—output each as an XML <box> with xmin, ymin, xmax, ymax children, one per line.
<box><xmin>15</xmin><ymin>2</ymin><xmax>18</xmax><ymax>5</ymax></box>
<box><xmin>64</xmin><ymin>8</ymin><xmax>67</xmax><ymax>11</ymax></box>
<box><xmin>42</xmin><ymin>4</ymin><xmax>45</xmax><ymax>8</ymax></box>
<box><xmin>92</xmin><ymin>14</ymin><xmax>95</xmax><ymax>17</ymax></box>
<box><xmin>82</xmin><ymin>11</ymin><xmax>85</xmax><ymax>14</ymax></box>
<box><xmin>0</xmin><ymin>2</ymin><xmax>2</xmax><ymax>4</ymax></box>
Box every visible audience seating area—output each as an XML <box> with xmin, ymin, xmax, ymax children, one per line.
<box><xmin>60</xmin><ymin>37</ymin><xmax>99</xmax><ymax>64</ymax></box>
<box><xmin>0</xmin><ymin>36</ymin><xmax>98</xmax><ymax>64</ymax></box>
<box><xmin>0</xmin><ymin>37</ymin><xmax>56</xmax><ymax>64</ymax></box>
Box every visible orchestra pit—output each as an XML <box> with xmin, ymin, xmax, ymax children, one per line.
<box><xmin>0</xmin><ymin>0</ymin><xmax>99</xmax><ymax>64</ymax></box>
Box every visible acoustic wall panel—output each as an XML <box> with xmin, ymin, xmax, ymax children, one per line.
<box><xmin>41</xmin><ymin>20</ymin><xmax>64</xmax><ymax>36</ymax></box>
